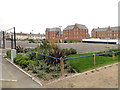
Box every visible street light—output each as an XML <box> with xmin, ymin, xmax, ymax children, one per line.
<box><xmin>59</xmin><ymin>26</ymin><xmax>62</xmax><ymax>43</ymax></box>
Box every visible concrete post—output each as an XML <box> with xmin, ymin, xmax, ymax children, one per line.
<box><xmin>11</xmin><ymin>49</ymin><xmax>16</xmax><ymax>63</ymax></box>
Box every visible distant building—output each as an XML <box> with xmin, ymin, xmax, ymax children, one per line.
<box><xmin>45</xmin><ymin>23</ymin><xmax>90</xmax><ymax>41</ymax></box>
<box><xmin>28</xmin><ymin>33</ymin><xmax>45</xmax><ymax>40</ymax></box>
<box><xmin>91</xmin><ymin>26</ymin><xmax>120</xmax><ymax>39</ymax></box>
<box><xmin>16</xmin><ymin>32</ymin><xmax>28</xmax><ymax>40</ymax></box>
<box><xmin>45</xmin><ymin>27</ymin><xmax>61</xmax><ymax>40</ymax></box>
<box><xmin>63</xmin><ymin>23</ymin><xmax>90</xmax><ymax>40</ymax></box>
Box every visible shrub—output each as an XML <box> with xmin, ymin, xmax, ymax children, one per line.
<box><xmin>32</xmin><ymin>66</ymin><xmax>38</xmax><ymax>73</ymax></box>
<box><xmin>46</xmin><ymin>44</ymin><xmax>66</xmax><ymax>65</ymax></box>
<box><xmin>37</xmin><ymin>70</ymin><xmax>46</xmax><ymax>79</ymax></box>
<box><xmin>27</xmin><ymin>63</ymin><xmax>34</xmax><ymax>70</ymax></box>
<box><xmin>30</xmin><ymin>61</ymin><xmax>39</xmax><ymax>66</ymax></box>
<box><xmin>6</xmin><ymin>50</ymin><xmax>11</xmax><ymax>58</ymax></box>
<box><xmin>16</xmin><ymin>45</ymin><xmax>23</xmax><ymax>53</ymax></box>
<box><xmin>67</xmin><ymin>66</ymin><xmax>75</xmax><ymax>73</ymax></box>
<box><xmin>51</xmin><ymin>73</ymin><xmax>60</xmax><ymax>78</ymax></box>
<box><xmin>69</xmin><ymin>48</ymin><xmax>77</xmax><ymax>54</ymax></box>
<box><xmin>26</xmin><ymin>52</ymin><xmax>36</xmax><ymax>60</ymax></box>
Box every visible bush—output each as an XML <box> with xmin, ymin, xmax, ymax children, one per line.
<box><xmin>37</xmin><ymin>70</ymin><xmax>46</xmax><ymax>79</ymax></box>
<box><xmin>32</xmin><ymin>66</ymin><xmax>38</xmax><ymax>73</ymax></box>
<box><xmin>67</xmin><ymin>66</ymin><xmax>75</xmax><ymax>73</ymax></box>
<box><xmin>51</xmin><ymin>73</ymin><xmax>60</xmax><ymax>78</ymax></box>
<box><xmin>28</xmin><ymin>39</ymin><xmax>35</xmax><ymax>43</ymax></box>
<box><xmin>16</xmin><ymin>45</ymin><xmax>23</xmax><ymax>53</ymax></box>
<box><xmin>69</xmin><ymin>48</ymin><xmax>77</xmax><ymax>54</ymax></box>
<box><xmin>6</xmin><ymin>50</ymin><xmax>11</xmax><ymax>58</ymax></box>
<box><xmin>62</xmin><ymin>48</ymin><xmax>77</xmax><ymax>56</ymax></box>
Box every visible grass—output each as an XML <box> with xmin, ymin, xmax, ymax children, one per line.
<box><xmin>66</xmin><ymin>52</ymin><xmax>119</xmax><ymax>73</ymax></box>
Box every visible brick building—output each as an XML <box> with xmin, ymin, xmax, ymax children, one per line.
<box><xmin>45</xmin><ymin>27</ymin><xmax>62</xmax><ymax>40</ymax></box>
<box><xmin>45</xmin><ymin>23</ymin><xmax>90</xmax><ymax>41</ymax></box>
<box><xmin>91</xmin><ymin>26</ymin><xmax>120</xmax><ymax>39</ymax></box>
<box><xmin>63</xmin><ymin>23</ymin><xmax>90</xmax><ymax>40</ymax></box>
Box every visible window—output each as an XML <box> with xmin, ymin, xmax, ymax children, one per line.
<box><xmin>77</xmin><ymin>32</ymin><xmax>78</xmax><ymax>34</ymax></box>
<box><xmin>77</xmin><ymin>28</ymin><xmax>78</xmax><ymax>31</ymax></box>
<box><xmin>74</xmin><ymin>32</ymin><xmax>75</xmax><ymax>35</ymax></box>
<box><xmin>74</xmin><ymin>29</ymin><xmax>75</xmax><ymax>31</ymax></box>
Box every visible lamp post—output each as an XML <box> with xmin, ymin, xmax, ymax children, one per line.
<box><xmin>59</xmin><ymin>26</ymin><xmax>62</xmax><ymax>43</ymax></box>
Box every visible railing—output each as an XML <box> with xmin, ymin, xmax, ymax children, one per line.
<box><xmin>24</xmin><ymin>49</ymin><xmax>120</xmax><ymax>76</ymax></box>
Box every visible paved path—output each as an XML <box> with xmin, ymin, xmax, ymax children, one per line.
<box><xmin>0</xmin><ymin>49</ymin><xmax>42</xmax><ymax>88</ymax></box>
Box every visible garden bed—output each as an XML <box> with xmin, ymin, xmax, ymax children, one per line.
<box><xmin>4</xmin><ymin>40</ymin><xmax>120</xmax><ymax>83</ymax></box>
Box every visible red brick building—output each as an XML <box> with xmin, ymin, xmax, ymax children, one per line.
<box><xmin>63</xmin><ymin>23</ymin><xmax>90</xmax><ymax>40</ymax></box>
<box><xmin>45</xmin><ymin>23</ymin><xmax>90</xmax><ymax>41</ymax></box>
<box><xmin>45</xmin><ymin>27</ymin><xmax>62</xmax><ymax>40</ymax></box>
<box><xmin>91</xmin><ymin>26</ymin><xmax>120</xmax><ymax>39</ymax></box>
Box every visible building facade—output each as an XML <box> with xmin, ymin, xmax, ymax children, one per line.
<box><xmin>45</xmin><ymin>27</ymin><xmax>61</xmax><ymax>40</ymax></box>
<box><xmin>63</xmin><ymin>23</ymin><xmax>89</xmax><ymax>40</ymax></box>
<box><xmin>91</xmin><ymin>26</ymin><xmax>120</xmax><ymax>39</ymax></box>
<box><xmin>45</xmin><ymin>23</ymin><xmax>90</xmax><ymax>41</ymax></box>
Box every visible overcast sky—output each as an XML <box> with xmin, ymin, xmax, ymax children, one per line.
<box><xmin>0</xmin><ymin>0</ymin><xmax>119</xmax><ymax>35</ymax></box>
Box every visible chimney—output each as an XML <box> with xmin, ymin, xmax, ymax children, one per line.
<box><xmin>98</xmin><ymin>27</ymin><xmax>99</xmax><ymax>29</ymax></box>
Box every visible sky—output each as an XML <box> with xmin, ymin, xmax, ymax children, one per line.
<box><xmin>0</xmin><ymin>0</ymin><xmax>119</xmax><ymax>36</ymax></box>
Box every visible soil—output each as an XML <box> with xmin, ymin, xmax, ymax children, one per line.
<box><xmin>44</xmin><ymin>63</ymin><xmax>118</xmax><ymax>88</ymax></box>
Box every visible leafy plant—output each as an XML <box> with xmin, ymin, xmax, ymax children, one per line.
<box><xmin>6</xmin><ymin>50</ymin><xmax>11</xmax><ymax>58</ymax></box>
<box><xmin>37</xmin><ymin>70</ymin><xmax>46</xmax><ymax>79</ymax></box>
<box><xmin>16</xmin><ymin>45</ymin><xmax>23</xmax><ymax>53</ymax></box>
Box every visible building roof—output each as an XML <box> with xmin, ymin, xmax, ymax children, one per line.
<box><xmin>16</xmin><ymin>33</ymin><xmax>27</xmax><ymax>36</ymax></box>
<box><xmin>63</xmin><ymin>23</ymin><xmax>88</xmax><ymax>30</ymax></box>
<box><xmin>46</xmin><ymin>27</ymin><xmax>61</xmax><ymax>32</ymax></box>
<box><xmin>110</xmin><ymin>26</ymin><xmax>120</xmax><ymax>31</ymax></box>
<box><xmin>94</xmin><ymin>28</ymin><xmax>108</xmax><ymax>32</ymax></box>
<box><xmin>93</xmin><ymin>26</ymin><xmax>120</xmax><ymax>32</ymax></box>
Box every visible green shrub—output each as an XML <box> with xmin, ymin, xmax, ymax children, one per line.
<box><xmin>26</xmin><ymin>52</ymin><xmax>36</xmax><ymax>60</ymax></box>
<box><xmin>69</xmin><ymin>48</ymin><xmax>77</xmax><ymax>54</ymax></box>
<box><xmin>27</xmin><ymin>63</ymin><xmax>33</xmax><ymax>70</ymax></box>
<box><xmin>37</xmin><ymin>70</ymin><xmax>46</xmax><ymax>78</ymax></box>
<box><xmin>21</xmin><ymin>56</ymin><xmax>29</xmax><ymax>60</ymax></box>
<box><xmin>67</xmin><ymin>66</ymin><xmax>75</xmax><ymax>73</ymax></box>
<box><xmin>16</xmin><ymin>45</ymin><xmax>23</xmax><ymax>53</ymax></box>
<box><xmin>32</xmin><ymin>66</ymin><xmax>38</xmax><ymax>73</ymax></box>
<box><xmin>51</xmin><ymin>73</ymin><xmax>60</xmax><ymax>78</ymax></box>
<box><xmin>30</xmin><ymin>61</ymin><xmax>39</xmax><ymax>66</ymax></box>
<box><xmin>6</xmin><ymin>50</ymin><xmax>11</xmax><ymax>58</ymax></box>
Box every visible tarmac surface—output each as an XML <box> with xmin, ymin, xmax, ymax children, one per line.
<box><xmin>5</xmin><ymin>41</ymin><xmax>118</xmax><ymax>53</ymax></box>
<box><xmin>0</xmin><ymin>49</ymin><xmax>42</xmax><ymax>88</ymax></box>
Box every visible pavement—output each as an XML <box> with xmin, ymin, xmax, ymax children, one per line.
<box><xmin>0</xmin><ymin>49</ymin><xmax>42</xmax><ymax>88</ymax></box>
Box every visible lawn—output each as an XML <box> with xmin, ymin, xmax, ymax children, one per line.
<box><xmin>66</xmin><ymin>52</ymin><xmax>119</xmax><ymax>73</ymax></box>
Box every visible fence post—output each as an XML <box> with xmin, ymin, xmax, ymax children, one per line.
<box><xmin>112</xmin><ymin>51</ymin><xmax>115</xmax><ymax>61</ymax></box>
<box><xmin>23</xmin><ymin>48</ymin><xmax>25</xmax><ymax>53</ymax></box>
<box><xmin>60</xmin><ymin>57</ymin><xmax>64</xmax><ymax>76</ymax></box>
<box><xmin>36</xmin><ymin>52</ymin><xmax>38</xmax><ymax>58</ymax></box>
<box><xmin>93</xmin><ymin>54</ymin><xmax>95</xmax><ymax>65</ymax></box>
